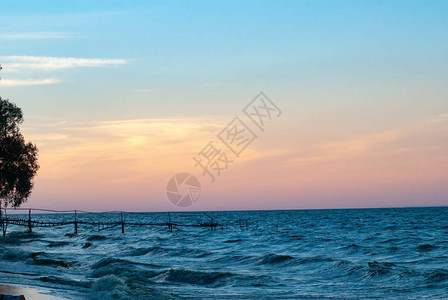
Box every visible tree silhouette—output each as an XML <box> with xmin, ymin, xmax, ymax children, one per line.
<box><xmin>0</xmin><ymin>97</ymin><xmax>39</xmax><ymax>208</ymax></box>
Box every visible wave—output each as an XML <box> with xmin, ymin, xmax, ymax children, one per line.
<box><xmin>127</xmin><ymin>246</ymin><xmax>167</xmax><ymax>257</ymax></box>
<box><xmin>91</xmin><ymin>257</ymin><xmax>134</xmax><ymax>271</ymax></box>
<box><xmin>28</xmin><ymin>251</ymin><xmax>46</xmax><ymax>258</ymax></box>
<box><xmin>89</xmin><ymin>260</ymin><xmax>178</xmax><ymax>299</ymax></box>
<box><xmin>89</xmin><ymin>275</ymin><xmax>175</xmax><ymax>300</ymax></box>
<box><xmin>223</xmin><ymin>238</ymin><xmax>243</xmax><ymax>243</ymax></box>
<box><xmin>158</xmin><ymin>269</ymin><xmax>232</xmax><ymax>286</ymax></box>
<box><xmin>32</xmin><ymin>256</ymin><xmax>71</xmax><ymax>268</ymax></box>
<box><xmin>324</xmin><ymin>259</ymin><xmax>363</xmax><ymax>277</ymax></box>
<box><xmin>8</xmin><ymin>251</ymin><xmax>72</xmax><ymax>268</ymax></box>
<box><xmin>39</xmin><ymin>276</ymin><xmax>91</xmax><ymax>288</ymax></box>
<box><xmin>128</xmin><ymin>247</ymin><xmax>153</xmax><ymax>257</ymax></box>
<box><xmin>208</xmin><ymin>254</ymin><xmax>254</xmax><ymax>265</ymax></box>
<box><xmin>257</xmin><ymin>253</ymin><xmax>295</xmax><ymax>265</ymax></box>
<box><xmin>296</xmin><ymin>256</ymin><xmax>335</xmax><ymax>264</ymax></box>
<box><xmin>127</xmin><ymin>246</ymin><xmax>211</xmax><ymax>258</ymax></box>
<box><xmin>89</xmin><ymin>275</ymin><xmax>133</xmax><ymax>300</ymax></box>
<box><xmin>0</xmin><ymin>248</ymin><xmax>71</xmax><ymax>270</ymax></box>
<box><xmin>83</xmin><ymin>242</ymin><xmax>93</xmax><ymax>248</ymax></box>
<box><xmin>90</xmin><ymin>257</ymin><xmax>159</xmax><ymax>279</ymax></box>
<box><xmin>364</xmin><ymin>261</ymin><xmax>396</xmax><ymax>277</ymax></box>
<box><xmin>0</xmin><ymin>231</ymin><xmax>42</xmax><ymax>246</ymax></box>
<box><xmin>343</xmin><ymin>243</ymin><xmax>360</xmax><ymax>249</ymax></box>
<box><xmin>0</xmin><ymin>248</ymin><xmax>31</xmax><ymax>261</ymax></box>
<box><xmin>86</xmin><ymin>235</ymin><xmax>108</xmax><ymax>242</ymax></box>
<box><xmin>4</xmin><ymin>231</ymin><xmax>42</xmax><ymax>239</ymax></box>
<box><xmin>172</xmin><ymin>247</ymin><xmax>212</xmax><ymax>258</ymax></box>
<box><xmin>425</xmin><ymin>269</ymin><xmax>448</xmax><ymax>283</ymax></box>
<box><xmin>46</xmin><ymin>241</ymin><xmax>71</xmax><ymax>248</ymax></box>
<box><xmin>418</xmin><ymin>244</ymin><xmax>438</xmax><ymax>251</ymax></box>
<box><xmin>256</xmin><ymin>253</ymin><xmax>337</xmax><ymax>266</ymax></box>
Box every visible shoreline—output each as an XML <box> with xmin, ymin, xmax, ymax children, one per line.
<box><xmin>0</xmin><ymin>284</ymin><xmax>69</xmax><ymax>300</ymax></box>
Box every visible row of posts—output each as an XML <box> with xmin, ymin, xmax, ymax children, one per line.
<box><xmin>74</xmin><ymin>211</ymin><xmax>125</xmax><ymax>234</ymax></box>
<box><xmin>1</xmin><ymin>209</ymin><xmax>126</xmax><ymax>235</ymax></box>
<box><xmin>0</xmin><ymin>210</ymin><xmax>226</xmax><ymax>235</ymax></box>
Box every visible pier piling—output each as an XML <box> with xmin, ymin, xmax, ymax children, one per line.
<box><xmin>121</xmin><ymin>212</ymin><xmax>125</xmax><ymax>233</ymax></box>
<box><xmin>74</xmin><ymin>210</ymin><xmax>78</xmax><ymax>234</ymax></box>
<box><xmin>28</xmin><ymin>209</ymin><xmax>32</xmax><ymax>232</ymax></box>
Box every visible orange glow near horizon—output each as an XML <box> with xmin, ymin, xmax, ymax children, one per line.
<box><xmin>19</xmin><ymin>111</ymin><xmax>448</xmax><ymax>211</ymax></box>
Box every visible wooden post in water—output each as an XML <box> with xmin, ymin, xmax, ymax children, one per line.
<box><xmin>0</xmin><ymin>205</ymin><xmax>5</xmax><ymax>237</ymax></box>
<box><xmin>121</xmin><ymin>212</ymin><xmax>125</xmax><ymax>233</ymax></box>
<box><xmin>28</xmin><ymin>209</ymin><xmax>32</xmax><ymax>232</ymax></box>
<box><xmin>0</xmin><ymin>205</ymin><xmax>3</xmax><ymax>237</ymax></box>
<box><xmin>167</xmin><ymin>212</ymin><xmax>173</xmax><ymax>232</ymax></box>
<box><xmin>3</xmin><ymin>210</ymin><xmax>7</xmax><ymax>237</ymax></box>
<box><xmin>74</xmin><ymin>210</ymin><xmax>78</xmax><ymax>234</ymax></box>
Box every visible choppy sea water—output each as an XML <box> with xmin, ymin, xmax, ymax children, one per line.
<box><xmin>0</xmin><ymin>207</ymin><xmax>447</xmax><ymax>299</ymax></box>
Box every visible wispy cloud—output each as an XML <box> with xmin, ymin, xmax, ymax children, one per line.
<box><xmin>1</xmin><ymin>56</ymin><xmax>126</xmax><ymax>72</ymax></box>
<box><xmin>23</xmin><ymin>117</ymin><xmax>228</xmax><ymax>181</ymax></box>
<box><xmin>0</xmin><ymin>78</ymin><xmax>61</xmax><ymax>86</ymax></box>
<box><xmin>0</xmin><ymin>32</ymin><xmax>79</xmax><ymax>40</ymax></box>
<box><xmin>422</xmin><ymin>113</ymin><xmax>448</xmax><ymax>124</ymax></box>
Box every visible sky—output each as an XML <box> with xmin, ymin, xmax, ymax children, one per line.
<box><xmin>0</xmin><ymin>0</ymin><xmax>447</xmax><ymax>211</ymax></box>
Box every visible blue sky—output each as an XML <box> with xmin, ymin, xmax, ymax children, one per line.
<box><xmin>0</xmin><ymin>1</ymin><xmax>447</xmax><ymax>210</ymax></box>
<box><xmin>2</xmin><ymin>0</ymin><xmax>447</xmax><ymax>117</ymax></box>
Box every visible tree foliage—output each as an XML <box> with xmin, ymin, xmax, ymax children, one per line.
<box><xmin>0</xmin><ymin>97</ymin><xmax>39</xmax><ymax>208</ymax></box>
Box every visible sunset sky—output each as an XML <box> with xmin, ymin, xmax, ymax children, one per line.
<box><xmin>0</xmin><ymin>1</ymin><xmax>447</xmax><ymax>211</ymax></box>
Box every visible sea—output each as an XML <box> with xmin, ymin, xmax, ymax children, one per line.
<box><xmin>0</xmin><ymin>207</ymin><xmax>447</xmax><ymax>299</ymax></box>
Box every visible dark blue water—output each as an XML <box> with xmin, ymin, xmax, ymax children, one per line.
<box><xmin>0</xmin><ymin>207</ymin><xmax>447</xmax><ymax>299</ymax></box>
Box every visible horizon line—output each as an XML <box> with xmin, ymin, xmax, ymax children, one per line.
<box><xmin>3</xmin><ymin>204</ymin><xmax>447</xmax><ymax>214</ymax></box>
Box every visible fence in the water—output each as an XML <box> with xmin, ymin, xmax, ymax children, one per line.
<box><xmin>0</xmin><ymin>208</ymin><xmax>225</xmax><ymax>237</ymax></box>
